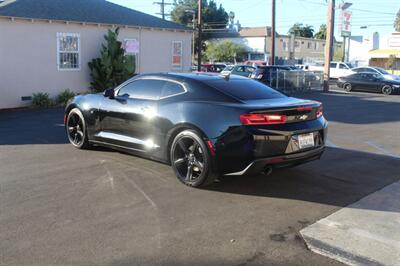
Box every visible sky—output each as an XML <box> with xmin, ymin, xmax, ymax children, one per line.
<box><xmin>109</xmin><ymin>0</ymin><xmax>399</xmax><ymax>38</ymax></box>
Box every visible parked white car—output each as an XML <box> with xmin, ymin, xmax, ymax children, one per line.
<box><xmin>221</xmin><ymin>65</ymin><xmax>256</xmax><ymax>77</ymax></box>
<box><xmin>308</xmin><ymin>61</ymin><xmax>354</xmax><ymax>79</ymax></box>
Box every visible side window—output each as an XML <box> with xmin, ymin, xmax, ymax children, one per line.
<box><xmin>354</xmin><ymin>68</ymin><xmax>362</xmax><ymax>73</ymax></box>
<box><xmin>339</xmin><ymin>63</ymin><xmax>348</xmax><ymax>69</ymax></box>
<box><xmin>118</xmin><ymin>79</ymin><xmax>165</xmax><ymax>100</ymax></box>
<box><xmin>246</xmin><ymin>67</ymin><xmax>256</xmax><ymax>73</ymax></box>
<box><xmin>216</xmin><ymin>65</ymin><xmax>225</xmax><ymax>72</ymax></box>
<box><xmin>161</xmin><ymin>81</ymin><xmax>185</xmax><ymax>98</ymax></box>
<box><xmin>330</xmin><ymin>62</ymin><xmax>337</xmax><ymax>68</ymax></box>
<box><xmin>236</xmin><ymin>66</ymin><xmax>245</xmax><ymax>72</ymax></box>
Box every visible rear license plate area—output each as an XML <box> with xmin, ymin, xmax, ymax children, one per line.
<box><xmin>297</xmin><ymin>132</ymin><xmax>315</xmax><ymax>149</ymax></box>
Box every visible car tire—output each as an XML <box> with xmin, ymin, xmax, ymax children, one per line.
<box><xmin>66</xmin><ymin>108</ymin><xmax>90</xmax><ymax>149</ymax></box>
<box><xmin>170</xmin><ymin>130</ymin><xmax>215</xmax><ymax>187</ymax></box>
<box><xmin>382</xmin><ymin>85</ymin><xmax>393</xmax><ymax>95</ymax></box>
<box><xmin>343</xmin><ymin>83</ymin><xmax>352</xmax><ymax>92</ymax></box>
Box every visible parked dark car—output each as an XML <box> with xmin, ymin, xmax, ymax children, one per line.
<box><xmin>351</xmin><ymin>66</ymin><xmax>400</xmax><ymax>81</ymax></box>
<box><xmin>65</xmin><ymin>73</ymin><xmax>327</xmax><ymax>187</ymax></box>
<box><xmin>337</xmin><ymin>72</ymin><xmax>400</xmax><ymax>95</ymax></box>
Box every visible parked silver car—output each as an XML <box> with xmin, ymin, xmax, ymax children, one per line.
<box><xmin>221</xmin><ymin>64</ymin><xmax>256</xmax><ymax>77</ymax></box>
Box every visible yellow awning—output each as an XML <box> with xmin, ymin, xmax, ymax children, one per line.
<box><xmin>368</xmin><ymin>49</ymin><xmax>400</xmax><ymax>58</ymax></box>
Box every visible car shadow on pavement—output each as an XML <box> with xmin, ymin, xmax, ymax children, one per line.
<box><xmin>206</xmin><ymin>147</ymin><xmax>400</xmax><ymax>213</ymax></box>
<box><xmin>0</xmin><ymin>107</ymin><xmax>68</xmax><ymax>145</ymax></box>
<box><xmin>292</xmin><ymin>91</ymin><xmax>400</xmax><ymax>125</ymax></box>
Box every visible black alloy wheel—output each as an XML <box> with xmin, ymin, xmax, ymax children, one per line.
<box><xmin>66</xmin><ymin>108</ymin><xmax>90</xmax><ymax>149</ymax></box>
<box><xmin>382</xmin><ymin>85</ymin><xmax>393</xmax><ymax>95</ymax></box>
<box><xmin>170</xmin><ymin>130</ymin><xmax>214</xmax><ymax>187</ymax></box>
<box><xmin>343</xmin><ymin>83</ymin><xmax>352</xmax><ymax>92</ymax></box>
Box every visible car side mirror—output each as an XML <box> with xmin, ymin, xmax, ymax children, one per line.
<box><xmin>104</xmin><ymin>88</ymin><xmax>115</xmax><ymax>99</ymax></box>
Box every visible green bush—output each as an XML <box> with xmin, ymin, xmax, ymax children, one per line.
<box><xmin>32</xmin><ymin>92</ymin><xmax>54</xmax><ymax>108</ymax></box>
<box><xmin>88</xmin><ymin>28</ymin><xmax>136</xmax><ymax>92</ymax></box>
<box><xmin>56</xmin><ymin>89</ymin><xmax>76</xmax><ymax>106</ymax></box>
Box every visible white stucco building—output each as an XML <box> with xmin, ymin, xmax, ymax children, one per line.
<box><xmin>0</xmin><ymin>0</ymin><xmax>192</xmax><ymax>109</ymax></box>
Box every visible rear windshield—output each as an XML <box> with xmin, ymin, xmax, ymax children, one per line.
<box><xmin>375</xmin><ymin>67</ymin><xmax>389</xmax><ymax>75</ymax></box>
<box><xmin>203</xmin><ymin>78</ymin><xmax>285</xmax><ymax>100</ymax></box>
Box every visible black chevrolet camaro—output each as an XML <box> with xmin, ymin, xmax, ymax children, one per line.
<box><xmin>65</xmin><ymin>73</ymin><xmax>327</xmax><ymax>187</ymax></box>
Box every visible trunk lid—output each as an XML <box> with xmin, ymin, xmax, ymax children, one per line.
<box><xmin>241</xmin><ymin>97</ymin><xmax>322</xmax><ymax>123</ymax></box>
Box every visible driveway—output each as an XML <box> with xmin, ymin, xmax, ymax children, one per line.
<box><xmin>0</xmin><ymin>91</ymin><xmax>399</xmax><ymax>265</ymax></box>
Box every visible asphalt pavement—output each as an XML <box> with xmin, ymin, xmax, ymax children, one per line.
<box><xmin>0</xmin><ymin>90</ymin><xmax>399</xmax><ymax>265</ymax></box>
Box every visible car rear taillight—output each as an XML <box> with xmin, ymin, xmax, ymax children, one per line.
<box><xmin>240</xmin><ymin>113</ymin><xmax>287</xmax><ymax>125</ymax></box>
<box><xmin>316</xmin><ymin>105</ymin><xmax>323</xmax><ymax>118</ymax></box>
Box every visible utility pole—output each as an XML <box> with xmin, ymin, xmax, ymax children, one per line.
<box><xmin>185</xmin><ymin>10</ymin><xmax>196</xmax><ymax>64</ymax></box>
<box><xmin>271</xmin><ymin>0</ymin><xmax>276</xmax><ymax>65</ymax></box>
<box><xmin>342</xmin><ymin>35</ymin><xmax>346</xmax><ymax>62</ymax></box>
<box><xmin>323</xmin><ymin>0</ymin><xmax>335</xmax><ymax>92</ymax></box>
<box><xmin>197</xmin><ymin>0</ymin><xmax>202</xmax><ymax>71</ymax></box>
<box><xmin>153</xmin><ymin>0</ymin><xmax>173</xmax><ymax>20</ymax></box>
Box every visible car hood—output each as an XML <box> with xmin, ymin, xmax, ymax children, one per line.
<box><xmin>383</xmin><ymin>74</ymin><xmax>400</xmax><ymax>81</ymax></box>
<box><xmin>384</xmin><ymin>78</ymin><xmax>400</xmax><ymax>85</ymax></box>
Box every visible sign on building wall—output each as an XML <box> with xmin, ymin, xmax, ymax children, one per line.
<box><xmin>123</xmin><ymin>39</ymin><xmax>140</xmax><ymax>54</ymax></box>
<box><xmin>340</xmin><ymin>10</ymin><xmax>352</xmax><ymax>37</ymax></box>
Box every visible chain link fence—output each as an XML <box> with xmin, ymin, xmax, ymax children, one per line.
<box><xmin>262</xmin><ymin>70</ymin><xmax>324</xmax><ymax>94</ymax></box>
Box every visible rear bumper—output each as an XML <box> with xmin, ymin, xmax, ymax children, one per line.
<box><xmin>224</xmin><ymin>146</ymin><xmax>325</xmax><ymax>176</ymax></box>
<box><xmin>214</xmin><ymin>117</ymin><xmax>327</xmax><ymax>175</ymax></box>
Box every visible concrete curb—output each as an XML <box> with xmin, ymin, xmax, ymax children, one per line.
<box><xmin>300</xmin><ymin>180</ymin><xmax>400</xmax><ymax>266</ymax></box>
<box><xmin>301</xmin><ymin>235</ymin><xmax>384</xmax><ymax>266</ymax></box>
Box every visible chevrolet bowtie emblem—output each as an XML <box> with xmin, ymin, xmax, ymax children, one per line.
<box><xmin>299</xmin><ymin>114</ymin><xmax>308</xmax><ymax>120</ymax></box>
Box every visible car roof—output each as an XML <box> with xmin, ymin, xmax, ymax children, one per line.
<box><xmin>133</xmin><ymin>72</ymin><xmax>249</xmax><ymax>82</ymax></box>
<box><xmin>350</xmin><ymin>72</ymin><xmax>378</xmax><ymax>75</ymax></box>
<box><xmin>353</xmin><ymin>66</ymin><xmax>375</xmax><ymax>69</ymax></box>
<box><xmin>233</xmin><ymin>64</ymin><xmax>255</xmax><ymax>67</ymax></box>
<box><xmin>202</xmin><ymin>64</ymin><xmax>226</xmax><ymax>66</ymax></box>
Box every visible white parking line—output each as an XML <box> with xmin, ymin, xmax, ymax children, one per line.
<box><xmin>365</xmin><ymin>141</ymin><xmax>400</xmax><ymax>159</ymax></box>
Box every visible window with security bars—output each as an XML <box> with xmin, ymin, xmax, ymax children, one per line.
<box><xmin>172</xmin><ymin>41</ymin><xmax>183</xmax><ymax>68</ymax></box>
<box><xmin>57</xmin><ymin>33</ymin><xmax>80</xmax><ymax>70</ymax></box>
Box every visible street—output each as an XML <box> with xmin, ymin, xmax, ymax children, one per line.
<box><xmin>0</xmin><ymin>90</ymin><xmax>399</xmax><ymax>265</ymax></box>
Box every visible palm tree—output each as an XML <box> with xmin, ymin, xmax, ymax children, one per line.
<box><xmin>395</xmin><ymin>9</ymin><xmax>400</xmax><ymax>32</ymax></box>
<box><xmin>314</xmin><ymin>24</ymin><xmax>327</xmax><ymax>39</ymax></box>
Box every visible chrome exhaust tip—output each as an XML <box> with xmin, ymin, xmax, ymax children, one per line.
<box><xmin>262</xmin><ymin>166</ymin><xmax>273</xmax><ymax>176</ymax></box>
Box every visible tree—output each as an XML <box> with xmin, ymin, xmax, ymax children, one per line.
<box><xmin>385</xmin><ymin>55</ymin><xmax>397</xmax><ymax>73</ymax></box>
<box><xmin>88</xmin><ymin>28</ymin><xmax>135</xmax><ymax>92</ymax></box>
<box><xmin>333</xmin><ymin>47</ymin><xmax>344</xmax><ymax>61</ymax></box>
<box><xmin>288</xmin><ymin>23</ymin><xmax>314</xmax><ymax>38</ymax></box>
<box><xmin>171</xmin><ymin>0</ymin><xmax>228</xmax><ymax>30</ymax></box>
<box><xmin>205</xmin><ymin>40</ymin><xmax>247</xmax><ymax>63</ymax></box>
<box><xmin>171</xmin><ymin>0</ymin><xmax>228</xmax><ymax>63</ymax></box>
<box><xmin>394</xmin><ymin>9</ymin><xmax>400</xmax><ymax>32</ymax></box>
<box><xmin>314</xmin><ymin>24</ymin><xmax>327</xmax><ymax>39</ymax></box>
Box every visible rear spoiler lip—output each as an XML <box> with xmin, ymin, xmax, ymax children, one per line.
<box><xmin>247</xmin><ymin>103</ymin><xmax>321</xmax><ymax>114</ymax></box>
